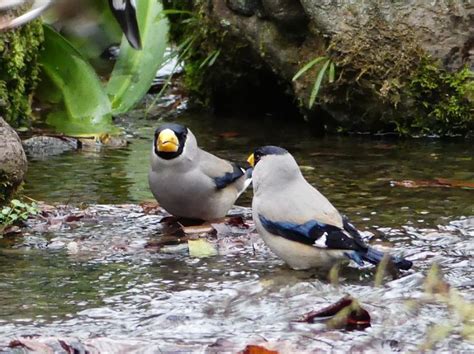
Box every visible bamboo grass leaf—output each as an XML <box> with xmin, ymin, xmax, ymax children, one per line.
<box><xmin>208</xmin><ymin>49</ymin><xmax>220</xmax><ymax>67</ymax></box>
<box><xmin>292</xmin><ymin>56</ymin><xmax>327</xmax><ymax>81</ymax></box>
<box><xmin>198</xmin><ymin>51</ymin><xmax>216</xmax><ymax>69</ymax></box>
<box><xmin>107</xmin><ymin>0</ymin><xmax>168</xmax><ymax>114</ymax></box>
<box><xmin>329</xmin><ymin>62</ymin><xmax>336</xmax><ymax>83</ymax></box>
<box><xmin>309</xmin><ymin>59</ymin><xmax>330</xmax><ymax>108</ymax></box>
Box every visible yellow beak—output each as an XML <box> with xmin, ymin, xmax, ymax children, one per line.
<box><xmin>247</xmin><ymin>153</ymin><xmax>255</xmax><ymax>167</ymax></box>
<box><xmin>157</xmin><ymin>129</ymin><xmax>179</xmax><ymax>152</ymax></box>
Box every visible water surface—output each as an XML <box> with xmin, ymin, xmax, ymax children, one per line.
<box><xmin>2</xmin><ymin>112</ymin><xmax>473</xmax><ymax>352</ymax></box>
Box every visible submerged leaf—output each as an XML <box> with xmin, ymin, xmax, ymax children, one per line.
<box><xmin>188</xmin><ymin>239</ymin><xmax>217</xmax><ymax>258</ymax></box>
<box><xmin>38</xmin><ymin>26</ymin><xmax>117</xmax><ymax>136</ymax></box>
<box><xmin>107</xmin><ymin>0</ymin><xmax>168</xmax><ymax>114</ymax></box>
<box><xmin>296</xmin><ymin>295</ymin><xmax>371</xmax><ymax>330</ymax></box>
<box><xmin>390</xmin><ymin>178</ymin><xmax>474</xmax><ymax>189</ymax></box>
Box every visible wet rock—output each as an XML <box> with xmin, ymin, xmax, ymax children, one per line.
<box><xmin>22</xmin><ymin>136</ymin><xmax>79</xmax><ymax>158</ymax></box>
<box><xmin>0</xmin><ymin>117</ymin><xmax>27</xmax><ymax>204</ymax></box>
<box><xmin>226</xmin><ymin>0</ymin><xmax>260</xmax><ymax>17</ymax></box>
<box><xmin>299</xmin><ymin>0</ymin><xmax>473</xmax><ymax>71</ymax></box>
<box><xmin>175</xmin><ymin>1</ymin><xmax>472</xmax><ymax>135</ymax></box>
<box><xmin>261</xmin><ymin>0</ymin><xmax>308</xmax><ymax>33</ymax></box>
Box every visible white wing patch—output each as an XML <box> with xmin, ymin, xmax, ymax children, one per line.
<box><xmin>112</xmin><ymin>0</ymin><xmax>126</xmax><ymax>10</ymax></box>
<box><xmin>313</xmin><ymin>232</ymin><xmax>328</xmax><ymax>248</ymax></box>
<box><xmin>130</xmin><ymin>0</ymin><xmax>137</xmax><ymax>9</ymax></box>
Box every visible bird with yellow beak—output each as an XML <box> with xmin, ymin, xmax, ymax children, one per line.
<box><xmin>148</xmin><ymin>123</ymin><xmax>252</xmax><ymax>221</ymax></box>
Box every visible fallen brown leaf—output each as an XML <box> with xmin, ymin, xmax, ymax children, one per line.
<box><xmin>391</xmin><ymin>178</ymin><xmax>474</xmax><ymax>189</ymax></box>
<box><xmin>145</xmin><ymin>235</ymin><xmax>190</xmax><ymax>250</ymax></box>
<box><xmin>182</xmin><ymin>224</ymin><xmax>215</xmax><ymax>235</ymax></box>
<box><xmin>218</xmin><ymin>131</ymin><xmax>240</xmax><ymax>138</ymax></box>
<box><xmin>140</xmin><ymin>201</ymin><xmax>161</xmax><ymax>215</ymax></box>
<box><xmin>0</xmin><ymin>225</ymin><xmax>22</xmax><ymax>236</ymax></box>
<box><xmin>297</xmin><ymin>295</ymin><xmax>371</xmax><ymax>330</ymax></box>
<box><xmin>64</xmin><ymin>214</ymin><xmax>84</xmax><ymax>223</ymax></box>
<box><xmin>241</xmin><ymin>344</ymin><xmax>279</xmax><ymax>354</ymax></box>
<box><xmin>9</xmin><ymin>339</ymin><xmax>54</xmax><ymax>353</ymax></box>
<box><xmin>226</xmin><ymin>216</ymin><xmax>249</xmax><ymax>228</ymax></box>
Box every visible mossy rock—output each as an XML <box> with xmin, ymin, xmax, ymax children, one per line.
<box><xmin>0</xmin><ymin>117</ymin><xmax>27</xmax><ymax>205</ymax></box>
<box><xmin>317</xmin><ymin>20</ymin><xmax>474</xmax><ymax>136</ymax></box>
<box><xmin>166</xmin><ymin>1</ymin><xmax>473</xmax><ymax>137</ymax></box>
<box><xmin>0</xmin><ymin>4</ymin><xmax>44</xmax><ymax>128</ymax></box>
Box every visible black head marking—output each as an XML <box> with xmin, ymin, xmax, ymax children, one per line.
<box><xmin>253</xmin><ymin>145</ymin><xmax>288</xmax><ymax>166</ymax></box>
<box><xmin>154</xmin><ymin>123</ymin><xmax>188</xmax><ymax>160</ymax></box>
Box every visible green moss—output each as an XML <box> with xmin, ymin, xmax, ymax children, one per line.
<box><xmin>408</xmin><ymin>61</ymin><xmax>473</xmax><ymax>136</ymax></box>
<box><xmin>164</xmin><ymin>1</ymin><xmax>262</xmax><ymax>110</ymax></box>
<box><xmin>321</xmin><ymin>19</ymin><xmax>473</xmax><ymax>136</ymax></box>
<box><xmin>0</xmin><ymin>6</ymin><xmax>44</xmax><ymax>128</ymax></box>
<box><xmin>0</xmin><ymin>172</ymin><xmax>13</xmax><ymax>206</ymax></box>
<box><xmin>162</xmin><ymin>1</ymin><xmax>217</xmax><ymax>106</ymax></box>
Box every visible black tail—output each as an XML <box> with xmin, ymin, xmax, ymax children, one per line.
<box><xmin>109</xmin><ymin>0</ymin><xmax>142</xmax><ymax>50</ymax></box>
<box><xmin>361</xmin><ymin>247</ymin><xmax>412</xmax><ymax>271</ymax></box>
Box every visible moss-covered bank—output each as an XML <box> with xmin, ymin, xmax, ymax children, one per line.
<box><xmin>321</xmin><ymin>21</ymin><xmax>474</xmax><ymax>136</ymax></box>
<box><xmin>0</xmin><ymin>5</ymin><xmax>44</xmax><ymax>128</ymax></box>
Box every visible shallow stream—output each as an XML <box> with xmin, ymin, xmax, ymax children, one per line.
<box><xmin>1</xmin><ymin>113</ymin><xmax>473</xmax><ymax>352</ymax></box>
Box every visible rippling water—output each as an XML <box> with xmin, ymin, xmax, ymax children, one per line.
<box><xmin>1</xmin><ymin>113</ymin><xmax>473</xmax><ymax>352</ymax></box>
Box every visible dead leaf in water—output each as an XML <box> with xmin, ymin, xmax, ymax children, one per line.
<box><xmin>140</xmin><ymin>201</ymin><xmax>161</xmax><ymax>214</ymax></box>
<box><xmin>182</xmin><ymin>224</ymin><xmax>215</xmax><ymax>235</ymax></box>
<box><xmin>10</xmin><ymin>338</ymin><xmax>55</xmax><ymax>353</ymax></box>
<box><xmin>240</xmin><ymin>345</ymin><xmax>279</xmax><ymax>354</ymax></box>
<box><xmin>225</xmin><ymin>216</ymin><xmax>249</xmax><ymax>228</ymax></box>
<box><xmin>0</xmin><ymin>225</ymin><xmax>22</xmax><ymax>236</ymax></box>
<box><xmin>297</xmin><ymin>295</ymin><xmax>371</xmax><ymax>330</ymax></box>
<box><xmin>390</xmin><ymin>178</ymin><xmax>474</xmax><ymax>189</ymax></box>
<box><xmin>218</xmin><ymin>131</ymin><xmax>240</xmax><ymax>138</ymax></box>
<box><xmin>64</xmin><ymin>214</ymin><xmax>84</xmax><ymax>223</ymax></box>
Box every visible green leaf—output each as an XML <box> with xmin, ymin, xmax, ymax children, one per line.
<box><xmin>329</xmin><ymin>62</ymin><xmax>336</xmax><ymax>83</ymax></box>
<box><xmin>208</xmin><ymin>50</ymin><xmax>221</xmax><ymax>67</ymax></box>
<box><xmin>198</xmin><ymin>51</ymin><xmax>215</xmax><ymax>69</ymax></box>
<box><xmin>309</xmin><ymin>59</ymin><xmax>330</xmax><ymax>108</ymax></box>
<box><xmin>292</xmin><ymin>56</ymin><xmax>327</xmax><ymax>81</ymax></box>
<box><xmin>198</xmin><ymin>50</ymin><xmax>220</xmax><ymax>69</ymax></box>
<box><xmin>188</xmin><ymin>239</ymin><xmax>218</xmax><ymax>258</ymax></box>
<box><xmin>38</xmin><ymin>25</ymin><xmax>117</xmax><ymax>136</ymax></box>
<box><xmin>107</xmin><ymin>0</ymin><xmax>169</xmax><ymax>114</ymax></box>
<box><xmin>10</xmin><ymin>199</ymin><xmax>23</xmax><ymax>207</ymax></box>
<box><xmin>1</xmin><ymin>207</ymin><xmax>11</xmax><ymax>215</ymax></box>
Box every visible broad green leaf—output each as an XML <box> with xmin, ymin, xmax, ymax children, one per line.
<box><xmin>107</xmin><ymin>0</ymin><xmax>168</xmax><ymax>114</ymax></box>
<box><xmin>309</xmin><ymin>59</ymin><xmax>330</xmax><ymax>108</ymax></box>
<box><xmin>292</xmin><ymin>56</ymin><xmax>327</xmax><ymax>81</ymax></box>
<box><xmin>39</xmin><ymin>25</ymin><xmax>117</xmax><ymax>136</ymax></box>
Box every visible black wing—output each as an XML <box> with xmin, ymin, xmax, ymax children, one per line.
<box><xmin>213</xmin><ymin>163</ymin><xmax>245</xmax><ymax>189</ymax></box>
<box><xmin>109</xmin><ymin>0</ymin><xmax>142</xmax><ymax>50</ymax></box>
<box><xmin>258</xmin><ymin>214</ymin><xmax>368</xmax><ymax>251</ymax></box>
